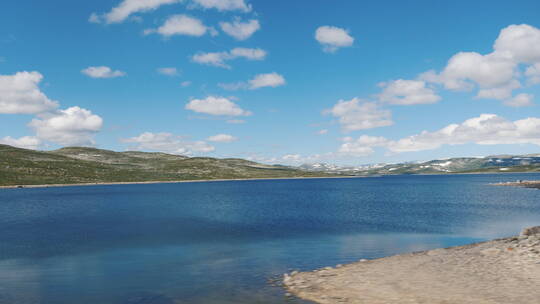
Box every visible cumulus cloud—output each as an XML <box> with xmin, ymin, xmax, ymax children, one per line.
<box><xmin>157</xmin><ymin>67</ymin><xmax>179</xmax><ymax>76</ymax></box>
<box><xmin>122</xmin><ymin>132</ymin><xmax>214</xmax><ymax>155</ymax></box>
<box><xmin>325</xmin><ymin>98</ymin><xmax>393</xmax><ymax>132</ymax></box>
<box><xmin>315</xmin><ymin>26</ymin><xmax>354</xmax><ymax>53</ymax></box>
<box><xmin>185</xmin><ymin>96</ymin><xmax>251</xmax><ymax>116</ymax></box>
<box><xmin>144</xmin><ymin>15</ymin><xmax>214</xmax><ymax>37</ymax></box>
<box><xmin>81</xmin><ymin>66</ymin><xmax>126</xmax><ymax>78</ymax></box>
<box><xmin>0</xmin><ymin>136</ymin><xmax>41</xmax><ymax>150</ymax></box>
<box><xmin>29</xmin><ymin>107</ymin><xmax>103</xmax><ymax>146</ymax></box>
<box><xmin>249</xmin><ymin>72</ymin><xmax>285</xmax><ymax>89</ymax></box>
<box><xmin>91</xmin><ymin>0</ymin><xmax>181</xmax><ymax>24</ymax></box>
<box><xmin>0</xmin><ymin>71</ymin><xmax>59</xmax><ymax>114</ymax></box>
<box><xmin>190</xmin><ymin>0</ymin><xmax>251</xmax><ymax>12</ymax></box>
<box><xmin>525</xmin><ymin>63</ymin><xmax>540</xmax><ymax>85</ymax></box>
<box><xmin>219</xmin><ymin>72</ymin><xmax>285</xmax><ymax>90</ymax></box>
<box><xmin>340</xmin><ymin>114</ymin><xmax>540</xmax><ymax>156</ymax></box>
<box><xmin>421</xmin><ymin>52</ymin><xmax>516</xmax><ymax>93</ymax></box>
<box><xmin>420</xmin><ymin>24</ymin><xmax>540</xmax><ymax>106</ymax></box>
<box><xmin>219</xmin><ymin>18</ymin><xmax>260</xmax><ymax>40</ymax></box>
<box><xmin>390</xmin><ymin>114</ymin><xmax>540</xmax><ymax>152</ymax></box>
<box><xmin>339</xmin><ymin>135</ymin><xmax>389</xmax><ymax>156</ymax></box>
<box><xmin>493</xmin><ymin>24</ymin><xmax>540</xmax><ymax>64</ymax></box>
<box><xmin>378</xmin><ymin>79</ymin><xmax>441</xmax><ymax>105</ymax></box>
<box><xmin>503</xmin><ymin>93</ymin><xmax>534</xmax><ymax>107</ymax></box>
<box><xmin>207</xmin><ymin>133</ymin><xmax>237</xmax><ymax>142</ymax></box>
<box><xmin>191</xmin><ymin>47</ymin><xmax>266</xmax><ymax>68</ymax></box>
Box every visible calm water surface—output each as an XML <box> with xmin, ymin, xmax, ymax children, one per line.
<box><xmin>1</xmin><ymin>174</ymin><xmax>539</xmax><ymax>303</ymax></box>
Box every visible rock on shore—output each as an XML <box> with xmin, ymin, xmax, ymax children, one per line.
<box><xmin>283</xmin><ymin>226</ymin><xmax>540</xmax><ymax>304</ymax></box>
<box><xmin>493</xmin><ymin>180</ymin><xmax>540</xmax><ymax>189</ymax></box>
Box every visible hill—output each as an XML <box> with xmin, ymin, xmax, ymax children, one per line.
<box><xmin>0</xmin><ymin>144</ymin><xmax>335</xmax><ymax>186</ymax></box>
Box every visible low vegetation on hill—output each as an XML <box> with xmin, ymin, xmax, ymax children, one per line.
<box><xmin>0</xmin><ymin>144</ymin><xmax>334</xmax><ymax>186</ymax></box>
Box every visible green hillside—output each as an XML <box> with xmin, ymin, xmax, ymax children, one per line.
<box><xmin>0</xmin><ymin>144</ymin><xmax>336</xmax><ymax>186</ymax></box>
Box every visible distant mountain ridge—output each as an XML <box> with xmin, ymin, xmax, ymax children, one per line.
<box><xmin>299</xmin><ymin>154</ymin><xmax>540</xmax><ymax>175</ymax></box>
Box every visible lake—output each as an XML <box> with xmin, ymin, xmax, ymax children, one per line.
<box><xmin>1</xmin><ymin>174</ymin><xmax>539</xmax><ymax>304</ymax></box>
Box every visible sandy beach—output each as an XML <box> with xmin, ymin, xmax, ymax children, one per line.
<box><xmin>284</xmin><ymin>226</ymin><xmax>540</xmax><ymax>304</ymax></box>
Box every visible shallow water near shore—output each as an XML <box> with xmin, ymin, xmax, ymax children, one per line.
<box><xmin>1</xmin><ymin>173</ymin><xmax>539</xmax><ymax>304</ymax></box>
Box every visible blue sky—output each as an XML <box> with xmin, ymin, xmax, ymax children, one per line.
<box><xmin>1</xmin><ymin>0</ymin><xmax>540</xmax><ymax>165</ymax></box>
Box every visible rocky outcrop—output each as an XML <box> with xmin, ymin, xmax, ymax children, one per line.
<box><xmin>521</xmin><ymin>226</ymin><xmax>540</xmax><ymax>236</ymax></box>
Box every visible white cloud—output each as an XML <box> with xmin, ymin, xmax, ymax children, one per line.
<box><xmin>325</xmin><ymin>98</ymin><xmax>393</xmax><ymax>131</ymax></box>
<box><xmin>339</xmin><ymin>135</ymin><xmax>389</xmax><ymax>156</ymax></box>
<box><xmin>388</xmin><ymin>114</ymin><xmax>540</xmax><ymax>152</ymax></box>
<box><xmin>81</xmin><ymin>66</ymin><xmax>126</xmax><ymax>78</ymax></box>
<box><xmin>525</xmin><ymin>63</ymin><xmax>540</xmax><ymax>85</ymax></box>
<box><xmin>378</xmin><ymin>79</ymin><xmax>441</xmax><ymax>105</ymax></box>
<box><xmin>504</xmin><ymin>93</ymin><xmax>534</xmax><ymax>107</ymax></box>
<box><xmin>157</xmin><ymin>67</ymin><xmax>179</xmax><ymax>76</ymax></box>
<box><xmin>180</xmin><ymin>81</ymin><xmax>192</xmax><ymax>87</ymax></box>
<box><xmin>122</xmin><ymin>132</ymin><xmax>214</xmax><ymax>155</ymax></box>
<box><xmin>342</xmin><ymin>114</ymin><xmax>540</xmax><ymax>156</ymax></box>
<box><xmin>145</xmin><ymin>15</ymin><xmax>213</xmax><ymax>37</ymax></box>
<box><xmin>0</xmin><ymin>136</ymin><xmax>41</xmax><ymax>150</ymax></box>
<box><xmin>422</xmin><ymin>52</ymin><xmax>517</xmax><ymax>93</ymax></box>
<box><xmin>475</xmin><ymin>79</ymin><xmax>521</xmax><ymax>100</ymax></box>
<box><xmin>249</xmin><ymin>72</ymin><xmax>285</xmax><ymax>89</ymax></box>
<box><xmin>29</xmin><ymin>107</ymin><xmax>103</xmax><ymax>146</ymax></box>
<box><xmin>185</xmin><ymin>96</ymin><xmax>251</xmax><ymax>116</ymax></box>
<box><xmin>420</xmin><ymin>24</ymin><xmax>540</xmax><ymax>106</ymax></box>
<box><xmin>191</xmin><ymin>47</ymin><xmax>266</xmax><ymax>68</ymax></box>
<box><xmin>219</xmin><ymin>18</ymin><xmax>259</xmax><ymax>40</ymax></box>
<box><xmin>92</xmin><ymin>0</ymin><xmax>182</xmax><ymax>24</ymax></box>
<box><xmin>220</xmin><ymin>72</ymin><xmax>285</xmax><ymax>90</ymax></box>
<box><xmin>207</xmin><ymin>133</ymin><xmax>237</xmax><ymax>143</ymax></box>
<box><xmin>493</xmin><ymin>24</ymin><xmax>540</xmax><ymax>64</ymax></box>
<box><xmin>315</xmin><ymin>26</ymin><xmax>354</xmax><ymax>53</ymax></box>
<box><xmin>190</xmin><ymin>0</ymin><xmax>251</xmax><ymax>12</ymax></box>
<box><xmin>0</xmin><ymin>71</ymin><xmax>59</xmax><ymax>114</ymax></box>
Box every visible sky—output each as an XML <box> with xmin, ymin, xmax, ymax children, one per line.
<box><xmin>1</xmin><ymin>0</ymin><xmax>540</xmax><ymax>165</ymax></box>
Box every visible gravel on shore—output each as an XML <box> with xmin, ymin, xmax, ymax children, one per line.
<box><xmin>283</xmin><ymin>226</ymin><xmax>540</xmax><ymax>304</ymax></box>
<box><xmin>493</xmin><ymin>180</ymin><xmax>540</xmax><ymax>189</ymax></box>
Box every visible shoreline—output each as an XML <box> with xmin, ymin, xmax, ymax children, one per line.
<box><xmin>283</xmin><ymin>226</ymin><xmax>540</xmax><ymax>304</ymax></box>
<box><xmin>0</xmin><ymin>175</ymin><xmax>362</xmax><ymax>190</ymax></box>
<box><xmin>1</xmin><ymin>172</ymin><xmax>539</xmax><ymax>190</ymax></box>
<box><xmin>492</xmin><ymin>180</ymin><xmax>540</xmax><ymax>189</ymax></box>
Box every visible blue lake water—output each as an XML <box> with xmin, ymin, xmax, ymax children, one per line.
<box><xmin>1</xmin><ymin>174</ymin><xmax>539</xmax><ymax>304</ymax></box>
